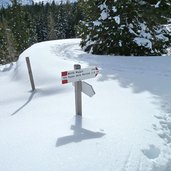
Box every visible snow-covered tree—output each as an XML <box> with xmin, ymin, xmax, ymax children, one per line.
<box><xmin>0</xmin><ymin>11</ymin><xmax>17</xmax><ymax>64</ymax></box>
<box><xmin>78</xmin><ymin>0</ymin><xmax>171</xmax><ymax>56</ymax></box>
<box><xmin>55</xmin><ymin>1</ymin><xmax>75</xmax><ymax>39</ymax></box>
<box><xmin>0</xmin><ymin>0</ymin><xmax>82</xmax><ymax>64</ymax></box>
<box><xmin>47</xmin><ymin>11</ymin><xmax>57</xmax><ymax>40</ymax></box>
<box><xmin>7</xmin><ymin>0</ymin><xmax>37</xmax><ymax>53</ymax></box>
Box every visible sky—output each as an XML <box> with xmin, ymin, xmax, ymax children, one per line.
<box><xmin>0</xmin><ymin>38</ymin><xmax>171</xmax><ymax>171</ymax></box>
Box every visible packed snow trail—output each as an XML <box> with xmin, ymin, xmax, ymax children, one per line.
<box><xmin>0</xmin><ymin>39</ymin><xmax>171</xmax><ymax>171</ymax></box>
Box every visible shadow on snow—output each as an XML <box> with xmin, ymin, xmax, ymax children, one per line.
<box><xmin>11</xmin><ymin>90</ymin><xmax>36</xmax><ymax>116</ymax></box>
<box><xmin>56</xmin><ymin>116</ymin><xmax>105</xmax><ymax>147</ymax></box>
<box><xmin>79</xmin><ymin>54</ymin><xmax>171</xmax><ymax>113</ymax></box>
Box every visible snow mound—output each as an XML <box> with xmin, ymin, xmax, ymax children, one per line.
<box><xmin>0</xmin><ymin>39</ymin><xmax>171</xmax><ymax>171</ymax></box>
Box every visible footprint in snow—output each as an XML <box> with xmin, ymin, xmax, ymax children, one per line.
<box><xmin>142</xmin><ymin>145</ymin><xmax>160</xmax><ymax>159</ymax></box>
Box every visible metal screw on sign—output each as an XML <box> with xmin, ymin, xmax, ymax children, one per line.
<box><xmin>74</xmin><ymin>64</ymin><xmax>82</xmax><ymax>116</ymax></box>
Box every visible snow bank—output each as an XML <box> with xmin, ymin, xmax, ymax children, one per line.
<box><xmin>0</xmin><ymin>39</ymin><xmax>171</xmax><ymax>171</ymax></box>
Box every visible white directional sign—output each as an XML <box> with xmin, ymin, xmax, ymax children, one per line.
<box><xmin>82</xmin><ymin>81</ymin><xmax>95</xmax><ymax>97</ymax></box>
<box><xmin>61</xmin><ymin>64</ymin><xmax>98</xmax><ymax>116</ymax></box>
<box><xmin>61</xmin><ymin>67</ymin><xmax>99</xmax><ymax>84</ymax></box>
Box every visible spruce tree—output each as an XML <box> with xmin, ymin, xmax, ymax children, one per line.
<box><xmin>7</xmin><ymin>0</ymin><xmax>37</xmax><ymax>53</ymax></box>
<box><xmin>78</xmin><ymin>0</ymin><xmax>171</xmax><ymax>56</ymax></box>
<box><xmin>0</xmin><ymin>20</ymin><xmax>7</xmax><ymax>64</ymax></box>
<box><xmin>35</xmin><ymin>2</ymin><xmax>48</xmax><ymax>42</ymax></box>
<box><xmin>0</xmin><ymin>0</ymin><xmax>83</xmax><ymax>64</ymax></box>
<box><xmin>55</xmin><ymin>1</ymin><xmax>68</xmax><ymax>39</ymax></box>
<box><xmin>47</xmin><ymin>11</ymin><xmax>57</xmax><ymax>40</ymax></box>
<box><xmin>0</xmin><ymin>9</ymin><xmax>17</xmax><ymax>64</ymax></box>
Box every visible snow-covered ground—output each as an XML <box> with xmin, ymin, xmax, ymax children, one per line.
<box><xmin>0</xmin><ymin>39</ymin><xmax>171</xmax><ymax>171</ymax></box>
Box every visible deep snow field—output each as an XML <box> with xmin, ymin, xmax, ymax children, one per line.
<box><xmin>0</xmin><ymin>39</ymin><xmax>171</xmax><ymax>171</ymax></box>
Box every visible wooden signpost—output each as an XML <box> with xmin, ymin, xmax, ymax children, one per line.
<box><xmin>61</xmin><ymin>64</ymin><xmax>99</xmax><ymax>116</ymax></box>
<box><xmin>26</xmin><ymin>57</ymin><xmax>35</xmax><ymax>91</ymax></box>
<box><xmin>74</xmin><ymin>64</ymin><xmax>82</xmax><ymax>116</ymax></box>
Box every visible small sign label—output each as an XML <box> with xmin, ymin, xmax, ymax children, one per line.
<box><xmin>61</xmin><ymin>67</ymin><xmax>99</xmax><ymax>84</ymax></box>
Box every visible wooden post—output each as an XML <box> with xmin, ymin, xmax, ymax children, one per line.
<box><xmin>74</xmin><ymin>64</ymin><xmax>82</xmax><ymax>116</ymax></box>
<box><xmin>26</xmin><ymin>57</ymin><xmax>35</xmax><ymax>91</ymax></box>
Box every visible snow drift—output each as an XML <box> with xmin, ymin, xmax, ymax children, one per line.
<box><xmin>0</xmin><ymin>39</ymin><xmax>171</xmax><ymax>171</ymax></box>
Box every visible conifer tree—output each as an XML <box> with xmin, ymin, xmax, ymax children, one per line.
<box><xmin>78</xmin><ymin>0</ymin><xmax>171</xmax><ymax>56</ymax></box>
<box><xmin>47</xmin><ymin>11</ymin><xmax>57</xmax><ymax>40</ymax></box>
<box><xmin>35</xmin><ymin>2</ymin><xmax>48</xmax><ymax>42</ymax></box>
<box><xmin>7</xmin><ymin>0</ymin><xmax>37</xmax><ymax>53</ymax></box>
<box><xmin>63</xmin><ymin>1</ymin><xmax>73</xmax><ymax>38</ymax></box>
<box><xmin>0</xmin><ymin>20</ymin><xmax>7</xmax><ymax>64</ymax></box>
<box><xmin>0</xmin><ymin>0</ymin><xmax>82</xmax><ymax>64</ymax></box>
<box><xmin>2</xmin><ymin>18</ymin><xmax>17</xmax><ymax>62</ymax></box>
<box><xmin>0</xmin><ymin>10</ymin><xmax>17</xmax><ymax>64</ymax></box>
<box><xmin>55</xmin><ymin>1</ymin><xmax>67</xmax><ymax>39</ymax></box>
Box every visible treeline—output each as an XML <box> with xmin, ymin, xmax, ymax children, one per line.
<box><xmin>1</xmin><ymin>0</ymin><xmax>171</xmax><ymax>65</ymax></box>
<box><xmin>0</xmin><ymin>0</ymin><xmax>82</xmax><ymax>64</ymax></box>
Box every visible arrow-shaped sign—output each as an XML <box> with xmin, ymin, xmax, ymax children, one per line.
<box><xmin>72</xmin><ymin>81</ymin><xmax>95</xmax><ymax>97</ymax></box>
<box><xmin>61</xmin><ymin>67</ymin><xmax>99</xmax><ymax>84</ymax></box>
<box><xmin>82</xmin><ymin>81</ymin><xmax>95</xmax><ymax>97</ymax></box>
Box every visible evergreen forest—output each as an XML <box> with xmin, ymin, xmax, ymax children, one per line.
<box><xmin>78</xmin><ymin>0</ymin><xmax>171</xmax><ymax>56</ymax></box>
<box><xmin>1</xmin><ymin>0</ymin><xmax>171</xmax><ymax>65</ymax></box>
<box><xmin>0</xmin><ymin>0</ymin><xmax>82</xmax><ymax>64</ymax></box>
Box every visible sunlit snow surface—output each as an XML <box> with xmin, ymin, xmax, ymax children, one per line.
<box><xmin>0</xmin><ymin>39</ymin><xmax>171</xmax><ymax>171</ymax></box>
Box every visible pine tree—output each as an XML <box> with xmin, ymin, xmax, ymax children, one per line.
<box><xmin>78</xmin><ymin>0</ymin><xmax>171</xmax><ymax>56</ymax></box>
<box><xmin>47</xmin><ymin>11</ymin><xmax>57</xmax><ymax>40</ymax></box>
<box><xmin>0</xmin><ymin>8</ymin><xmax>17</xmax><ymax>64</ymax></box>
<box><xmin>35</xmin><ymin>2</ymin><xmax>48</xmax><ymax>42</ymax></box>
<box><xmin>0</xmin><ymin>0</ymin><xmax>82</xmax><ymax>64</ymax></box>
<box><xmin>2</xmin><ymin>18</ymin><xmax>17</xmax><ymax>62</ymax></box>
<box><xmin>0</xmin><ymin>20</ymin><xmax>7</xmax><ymax>64</ymax></box>
<box><xmin>7</xmin><ymin>0</ymin><xmax>37</xmax><ymax>53</ymax></box>
<box><xmin>55</xmin><ymin>1</ymin><xmax>68</xmax><ymax>39</ymax></box>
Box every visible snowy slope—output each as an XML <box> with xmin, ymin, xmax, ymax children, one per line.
<box><xmin>0</xmin><ymin>39</ymin><xmax>171</xmax><ymax>171</ymax></box>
